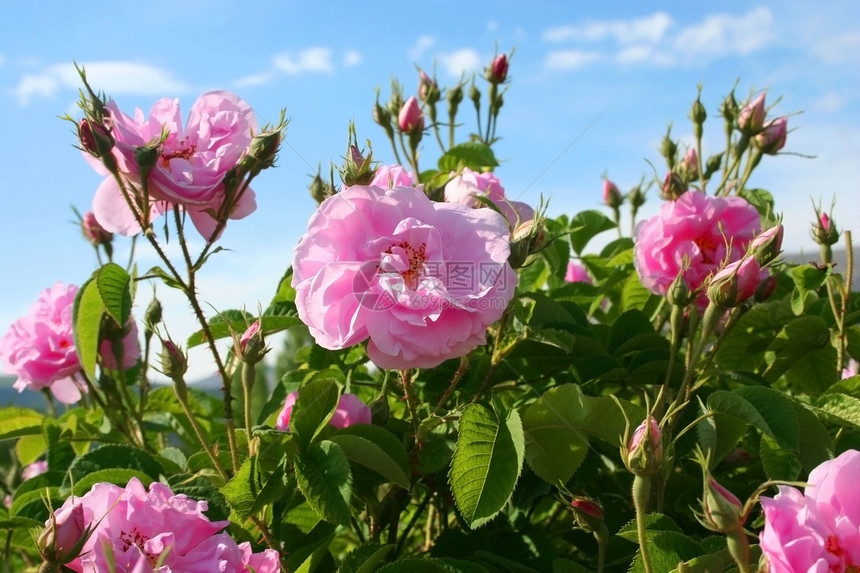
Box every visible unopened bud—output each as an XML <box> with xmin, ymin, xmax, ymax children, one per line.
<box><xmin>603</xmin><ymin>180</ymin><xmax>623</xmax><ymax>209</ymax></box>
<box><xmin>679</xmin><ymin>147</ymin><xmax>699</xmax><ymax>182</ymax></box>
<box><xmin>738</xmin><ymin>92</ymin><xmax>766</xmax><ymax>134</ymax></box>
<box><xmin>398</xmin><ymin>96</ymin><xmax>424</xmax><ymax>134</ymax></box>
<box><xmin>508</xmin><ymin>218</ymin><xmax>545</xmax><ymax>268</ymax></box>
<box><xmin>469</xmin><ymin>83</ymin><xmax>481</xmax><ymax>111</ymax></box>
<box><xmin>703</xmin><ymin>152</ymin><xmax>724</xmax><ymax>180</ymax></box>
<box><xmin>570</xmin><ymin>496</ymin><xmax>605</xmax><ymax>533</ymax></box>
<box><xmin>236</xmin><ymin>320</ymin><xmax>267</xmax><ymax>364</ymax></box>
<box><xmin>660</xmin><ymin>129</ymin><xmax>678</xmax><ymax>169</ymax></box>
<box><xmin>38</xmin><ymin>503</ymin><xmax>88</xmax><ymax>564</ymax></box>
<box><xmin>135</xmin><ymin>138</ymin><xmax>162</xmax><ymax>182</ymax></box>
<box><xmin>690</xmin><ymin>94</ymin><xmax>707</xmax><ymax>130</ymax></box>
<box><xmin>79</xmin><ymin>118</ymin><xmax>113</xmax><ymax>159</ymax></box>
<box><xmin>750</xmin><ymin>224</ymin><xmax>784</xmax><ymax>266</ymax></box>
<box><xmin>666</xmin><ymin>272</ymin><xmax>694</xmax><ymax>307</ymax></box>
<box><xmin>754</xmin><ymin>272</ymin><xmax>777</xmax><ymax>302</ymax></box>
<box><xmin>812</xmin><ymin>211</ymin><xmax>840</xmax><ymax>247</ymax></box>
<box><xmin>754</xmin><ymin>117</ymin><xmax>787</xmax><ymax>155</ymax></box>
<box><xmin>144</xmin><ymin>297</ymin><xmax>163</xmax><ymax>332</ymax></box>
<box><xmin>418</xmin><ymin>69</ymin><xmax>440</xmax><ymax>104</ymax></box>
<box><xmin>159</xmin><ymin>340</ymin><xmax>188</xmax><ymax>387</ymax></box>
<box><xmin>625</xmin><ymin>417</ymin><xmax>663</xmax><ymax>476</ymax></box>
<box><xmin>700</xmin><ymin>478</ymin><xmax>744</xmax><ymax>534</ymax></box>
<box><xmin>309</xmin><ymin>172</ymin><xmax>331</xmax><ymax>204</ymax></box>
<box><xmin>707</xmin><ymin>257</ymin><xmax>761</xmax><ymax>308</ymax></box>
<box><xmin>486</xmin><ymin>53</ymin><xmax>509</xmax><ymax>84</ymax></box>
<box><xmin>661</xmin><ymin>171</ymin><xmax>687</xmax><ymax>200</ymax></box>
<box><xmin>81</xmin><ymin>211</ymin><xmax>113</xmax><ymax>247</ymax></box>
<box><xmin>629</xmin><ymin>184</ymin><xmax>646</xmax><ymax>211</ymax></box>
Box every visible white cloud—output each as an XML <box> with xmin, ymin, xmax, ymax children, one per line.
<box><xmin>273</xmin><ymin>47</ymin><xmax>335</xmax><ymax>75</ymax></box>
<box><xmin>673</xmin><ymin>7</ymin><xmax>773</xmax><ymax>61</ymax></box>
<box><xmin>814</xmin><ymin>93</ymin><xmax>847</xmax><ymax>113</ymax></box>
<box><xmin>409</xmin><ymin>35</ymin><xmax>436</xmax><ymax>60</ymax></box>
<box><xmin>544</xmin><ymin>50</ymin><xmax>602</xmax><ymax>70</ymax></box>
<box><xmin>487</xmin><ymin>20</ymin><xmax>499</xmax><ymax>33</ymax></box>
<box><xmin>616</xmin><ymin>45</ymin><xmax>674</xmax><ymax>66</ymax></box>
<box><xmin>439</xmin><ymin>48</ymin><xmax>482</xmax><ymax>78</ymax></box>
<box><xmin>14</xmin><ymin>61</ymin><xmax>189</xmax><ymax>105</ymax></box>
<box><xmin>814</xmin><ymin>31</ymin><xmax>860</xmax><ymax>64</ymax></box>
<box><xmin>233</xmin><ymin>71</ymin><xmax>277</xmax><ymax>88</ymax></box>
<box><xmin>544</xmin><ymin>12</ymin><xmax>673</xmax><ymax>45</ymax></box>
<box><xmin>343</xmin><ymin>50</ymin><xmax>363</xmax><ymax>67</ymax></box>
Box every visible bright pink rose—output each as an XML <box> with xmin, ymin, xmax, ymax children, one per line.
<box><xmin>760</xmin><ymin>449</ymin><xmax>860</xmax><ymax>572</ymax></box>
<box><xmin>99</xmin><ymin>317</ymin><xmax>141</xmax><ymax>371</ymax></box>
<box><xmin>54</xmin><ymin>477</ymin><xmax>279</xmax><ymax>572</ymax></box>
<box><xmin>565</xmin><ymin>262</ymin><xmax>592</xmax><ymax>284</ymax></box>
<box><xmin>370</xmin><ymin>165</ymin><xmax>417</xmax><ymax>189</ymax></box>
<box><xmin>444</xmin><ymin>167</ymin><xmax>534</xmax><ymax>229</ymax></box>
<box><xmin>0</xmin><ymin>282</ymin><xmax>84</xmax><ymax>403</ymax></box>
<box><xmin>292</xmin><ymin>184</ymin><xmax>517</xmax><ymax>369</ymax></box>
<box><xmin>633</xmin><ymin>191</ymin><xmax>761</xmax><ymax>307</ymax></box>
<box><xmin>87</xmin><ymin>91</ymin><xmax>258</xmax><ymax>239</ymax></box>
<box><xmin>276</xmin><ymin>391</ymin><xmax>372</xmax><ymax>431</ymax></box>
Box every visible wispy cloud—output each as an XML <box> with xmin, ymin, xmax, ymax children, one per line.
<box><xmin>233</xmin><ymin>71</ymin><xmax>277</xmax><ymax>89</ymax></box>
<box><xmin>814</xmin><ymin>30</ymin><xmax>860</xmax><ymax>64</ymax></box>
<box><xmin>409</xmin><ymin>35</ymin><xmax>436</xmax><ymax>60</ymax></box>
<box><xmin>542</xmin><ymin>8</ymin><xmax>773</xmax><ymax>71</ymax></box>
<box><xmin>343</xmin><ymin>50</ymin><xmax>363</xmax><ymax>67</ymax></box>
<box><xmin>544</xmin><ymin>12</ymin><xmax>673</xmax><ymax>45</ymax></box>
<box><xmin>274</xmin><ymin>47</ymin><xmax>335</xmax><ymax>75</ymax></box>
<box><xmin>439</xmin><ymin>48</ymin><xmax>482</xmax><ymax>78</ymax></box>
<box><xmin>12</xmin><ymin>61</ymin><xmax>189</xmax><ymax>105</ymax></box>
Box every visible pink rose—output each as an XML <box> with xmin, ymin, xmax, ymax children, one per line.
<box><xmin>707</xmin><ymin>256</ymin><xmax>765</xmax><ymax>308</ymax></box>
<box><xmin>81</xmin><ymin>210</ymin><xmax>113</xmax><ymax>246</ymax></box>
<box><xmin>39</xmin><ymin>501</ymin><xmax>87</xmax><ymax>564</ymax></box>
<box><xmin>22</xmin><ymin>460</ymin><xmax>48</xmax><ymax>481</ymax></box>
<box><xmin>564</xmin><ymin>262</ymin><xmax>592</xmax><ymax>284</ymax></box>
<box><xmin>292</xmin><ymin>184</ymin><xmax>517</xmax><ymax>369</ymax></box>
<box><xmin>53</xmin><ymin>477</ymin><xmax>279</xmax><ymax>572</ymax></box>
<box><xmin>633</xmin><ymin>191</ymin><xmax>761</xmax><ymax>307</ymax></box>
<box><xmin>99</xmin><ymin>317</ymin><xmax>141</xmax><ymax>371</ymax></box>
<box><xmin>760</xmin><ymin>450</ymin><xmax>860</xmax><ymax>572</ymax></box>
<box><xmin>0</xmin><ymin>282</ymin><xmax>84</xmax><ymax>403</ymax></box>
<box><xmin>87</xmin><ymin>91</ymin><xmax>258</xmax><ymax>239</ymax></box>
<box><xmin>444</xmin><ymin>167</ymin><xmax>534</xmax><ymax>229</ymax></box>
<box><xmin>370</xmin><ymin>165</ymin><xmax>417</xmax><ymax>189</ymax></box>
<box><xmin>276</xmin><ymin>391</ymin><xmax>372</xmax><ymax>431</ymax></box>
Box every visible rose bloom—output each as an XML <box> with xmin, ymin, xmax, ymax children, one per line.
<box><xmin>292</xmin><ymin>184</ymin><xmax>517</xmax><ymax>369</ymax></box>
<box><xmin>0</xmin><ymin>283</ymin><xmax>84</xmax><ymax>403</ymax></box>
<box><xmin>564</xmin><ymin>262</ymin><xmax>592</xmax><ymax>284</ymax></box>
<box><xmin>99</xmin><ymin>317</ymin><xmax>142</xmax><ymax>371</ymax></box>
<box><xmin>22</xmin><ymin>460</ymin><xmax>48</xmax><ymax>481</ymax></box>
<box><xmin>370</xmin><ymin>164</ymin><xmax>417</xmax><ymax>189</ymax></box>
<box><xmin>444</xmin><ymin>167</ymin><xmax>534</xmax><ymax>229</ymax></box>
<box><xmin>760</xmin><ymin>449</ymin><xmax>860</xmax><ymax>572</ymax></box>
<box><xmin>276</xmin><ymin>391</ymin><xmax>371</xmax><ymax>431</ymax></box>
<box><xmin>52</xmin><ymin>477</ymin><xmax>279</xmax><ymax>572</ymax></box>
<box><xmin>633</xmin><ymin>191</ymin><xmax>760</xmax><ymax>306</ymax></box>
<box><xmin>86</xmin><ymin>91</ymin><xmax>258</xmax><ymax>239</ymax></box>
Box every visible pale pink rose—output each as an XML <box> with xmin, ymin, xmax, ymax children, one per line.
<box><xmin>0</xmin><ymin>282</ymin><xmax>85</xmax><ymax>403</ymax></box>
<box><xmin>444</xmin><ymin>167</ymin><xmax>534</xmax><ymax>229</ymax></box>
<box><xmin>629</xmin><ymin>417</ymin><xmax>662</xmax><ymax>460</ymax></box>
<box><xmin>22</xmin><ymin>460</ymin><xmax>48</xmax><ymax>481</ymax></box>
<box><xmin>99</xmin><ymin>317</ymin><xmax>141</xmax><ymax>371</ymax></box>
<box><xmin>370</xmin><ymin>165</ymin><xmax>417</xmax><ymax>189</ymax></box>
<box><xmin>564</xmin><ymin>262</ymin><xmax>592</xmax><ymax>284</ymax></box>
<box><xmin>398</xmin><ymin>96</ymin><xmax>424</xmax><ymax>133</ymax></box>
<box><xmin>39</xmin><ymin>501</ymin><xmax>87</xmax><ymax>563</ymax></box>
<box><xmin>843</xmin><ymin>359</ymin><xmax>859</xmax><ymax>379</ymax></box>
<box><xmin>276</xmin><ymin>391</ymin><xmax>371</xmax><ymax>431</ymax></box>
<box><xmin>239</xmin><ymin>320</ymin><xmax>261</xmax><ymax>350</ymax></box>
<box><xmin>54</xmin><ymin>477</ymin><xmax>279</xmax><ymax>572</ymax></box>
<box><xmin>633</xmin><ymin>191</ymin><xmax>761</xmax><ymax>307</ymax></box>
<box><xmin>292</xmin><ymin>184</ymin><xmax>517</xmax><ymax>369</ymax></box>
<box><xmin>87</xmin><ymin>91</ymin><xmax>258</xmax><ymax>239</ymax></box>
<box><xmin>760</xmin><ymin>450</ymin><xmax>860</xmax><ymax>572</ymax></box>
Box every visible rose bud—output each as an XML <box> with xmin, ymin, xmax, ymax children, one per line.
<box><xmin>397</xmin><ymin>96</ymin><xmax>424</xmax><ymax>134</ymax></box>
<box><xmin>625</xmin><ymin>417</ymin><xmax>663</xmax><ymax>476</ymax></box>
<box><xmin>486</xmin><ymin>53</ymin><xmax>509</xmax><ymax>83</ymax></box>
<box><xmin>603</xmin><ymin>179</ymin><xmax>623</xmax><ymax>209</ymax></box>
<box><xmin>754</xmin><ymin>117</ymin><xmax>788</xmax><ymax>155</ymax></box>
<box><xmin>738</xmin><ymin>92</ymin><xmax>766</xmax><ymax>133</ymax></box>
<box><xmin>749</xmin><ymin>224</ymin><xmax>784</xmax><ymax>266</ymax></box>
<box><xmin>707</xmin><ymin>257</ymin><xmax>761</xmax><ymax>308</ymax></box>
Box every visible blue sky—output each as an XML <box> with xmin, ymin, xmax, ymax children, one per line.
<box><xmin>2</xmin><ymin>1</ymin><xmax>859</xmax><ymax>381</ymax></box>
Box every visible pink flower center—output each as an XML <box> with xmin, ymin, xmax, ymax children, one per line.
<box><xmin>826</xmin><ymin>535</ymin><xmax>859</xmax><ymax>571</ymax></box>
<box><xmin>160</xmin><ymin>140</ymin><xmax>197</xmax><ymax>167</ymax></box>
<box><xmin>382</xmin><ymin>241</ymin><xmax>427</xmax><ymax>290</ymax></box>
<box><xmin>118</xmin><ymin>528</ymin><xmax>159</xmax><ymax>566</ymax></box>
<box><xmin>694</xmin><ymin>235</ymin><xmax>720</xmax><ymax>264</ymax></box>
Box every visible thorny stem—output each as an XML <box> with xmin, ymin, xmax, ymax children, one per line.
<box><xmin>242</xmin><ymin>361</ymin><xmax>257</xmax><ymax>457</ymax></box>
<box><xmin>432</xmin><ymin>356</ymin><xmax>469</xmax><ymax>416</ymax></box>
<box><xmin>472</xmin><ymin>305</ymin><xmax>513</xmax><ymax>403</ymax></box>
<box><xmin>632</xmin><ymin>475</ymin><xmax>655</xmax><ymax>573</ymax></box>
<box><xmin>173</xmin><ymin>380</ymin><xmax>228</xmax><ymax>480</ymax></box>
<box><xmin>399</xmin><ymin>369</ymin><xmax>421</xmax><ymax>441</ymax></box>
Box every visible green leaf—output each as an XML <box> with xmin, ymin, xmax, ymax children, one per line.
<box><xmin>0</xmin><ymin>407</ymin><xmax>43</xmax><ymax>440</ymax></box>
<box><xmin>72</xmin><ymin>277</ymin><xmax>104</xmax><ymax>380</ymax></box>
<box><xmin>606</xmin><ymin>309</ymin><xmax>657</xmax><ymax>355</ymax></box>
<box><xmin>294</xmin><ymin>440</ymin><xmax>352</xmax><ymax>526</ymax></box>
<box><xmin>628</xmin><ymin>531</ymin><xmax>703</xmax><ymax>573</ymax></box>
<box><xmin>186</xmin><ymin>309</ymin><xmax>252</xmax><ymax>348</ymax></box>
<box><xmin>330</xmin><ymin>425</ymin><xmax>411</xmax><ymax>489</ymax></box>
<box><xmin>521</xmin><ymin>387</ymin><xmax>590</xmax><ymax>485</ymax></box>
<box><xmin>734</xmin><ymin>387</ymin><xmax>799</xmax><ymax>449</ymax></box>
<box><xmin>763</xmin><ymin>316</ymin><xmax>835</xmax><ymax>393</ymax></box>
<box><xmin>377</xmin><ymin>557</ymin><xmax>473</xmax><ymax>573</ymax></box>
<box><xmin>621</xmin><ymin>273</ymin><xmax>659</xmax><ymax>313</ymax></box>
<box><xmin>291</xmin><ymin>378</ymin><xmax>341</xmax><ymax>450</ymax></box>
<box><xmin>449</xmin><ymin>404</ymin><xmax>525</xmax><ymax>529</ymax></box>
<box><xmin>221</xmin><ymin>457</ymin><xmax>264</xmax><ymax>519</ymax></box>
<box><xmin>70</xmin><ymin>468</ymin><xmax>153</xmax><ymax>496</ymax></box>
<box><xmin>568</xmin><ymin>210</ymin><xmax>615</xmax><ymax>255</ymax></box>
<box><xmin>760</xmin><ymin>434</ymin><xmax>802</xmax><ymax>481</ymax></box>
<box><xmin>437</xmin><ymin>142</ymin><xmax>498</xmax><ymax>172</ymax></box>
<box><xmin>65</xmin><ymin>444</ymin><xmax>163</xmax><ymax>486</ymax></box>
<box><xmin>816</xmin><ymin>378</ymin><xmax>860</xmax><ymax>427</ymax></box>
<box><xmin>96</xmin><ymin>262</ymin><xmax>132</xmax><ymax>326</ymax></box>
<box><xmin>338</xmin><ymin>542</ymin><xmax>394</xmax><ymax>573</ymax></box>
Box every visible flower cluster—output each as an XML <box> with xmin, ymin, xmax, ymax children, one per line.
<box><xmin>44</xmin><ymin>477</ymin><xmax>279</xmax><ymax>572</ymax></box>
<box><xmin>292</xmin><ymin>184</ymin><xmax>517</xmax><ymax>369</ymax></box>
<box><xmin>760</xmin><ymin>449</ymin><xmax>860</xmax><ymax>572</ymax></box>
